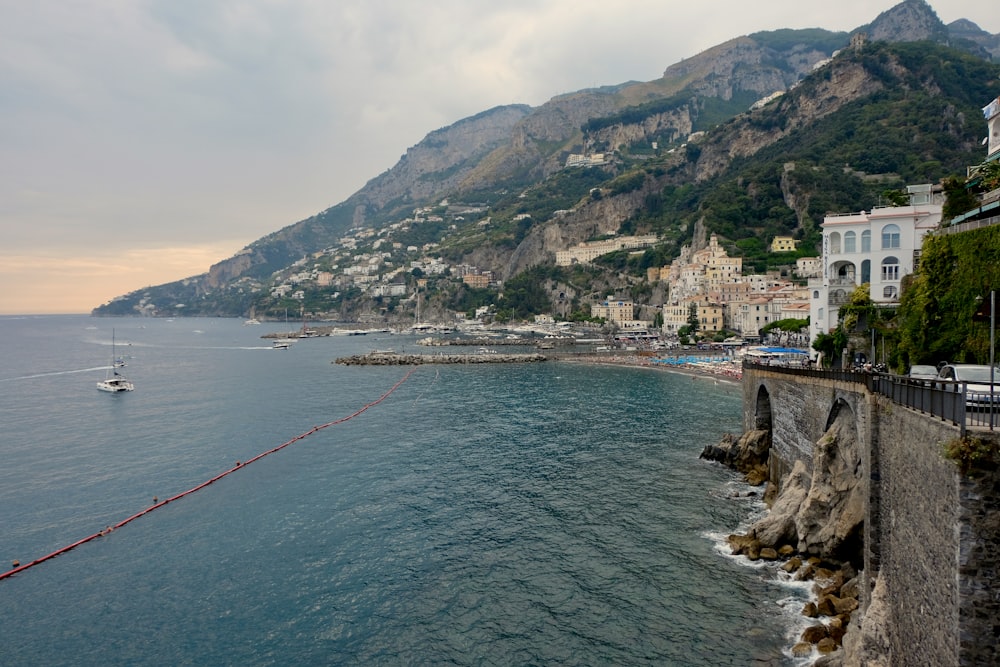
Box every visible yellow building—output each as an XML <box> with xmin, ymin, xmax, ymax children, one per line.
<box><xmin>770</xmin><ymin>236</ymin><xmax>799</xmax><ymax>253</ymax></box>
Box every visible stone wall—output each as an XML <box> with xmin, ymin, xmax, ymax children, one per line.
<box><xmin>871</xmin><ymin>397</ymin><xmax>962</xmax><ymax>665</ymax></box>
<box><xmin>743</xmin><ymin>366</ymin><xmax>1000</xmax><ymax>666</ymax></box>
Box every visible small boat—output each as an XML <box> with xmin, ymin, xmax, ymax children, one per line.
<box><xmin>97</xmin><ymin>330</ymin><xmax>134</xmax><ymax>392</ymax></box>
<box><xmin>273</xmin><ymin>339</ymin><xmax>294</xmax><ymax>349</ymax></box>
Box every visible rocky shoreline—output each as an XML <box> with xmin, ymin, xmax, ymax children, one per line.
<box><xmin>701</xmin><ymin>425</ymin><xmax>866</xmax><ymax>666</ymax></box>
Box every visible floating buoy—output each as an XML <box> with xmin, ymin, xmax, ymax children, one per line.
<box><xmin>11</xmin><ymin>560</ymin><xmax>19</xmax><ymax>568</ymax></box>
<box><xmin>0</xmin><ymin>369</ymin><xmax>415</xmax><ymax>583</ymax></box>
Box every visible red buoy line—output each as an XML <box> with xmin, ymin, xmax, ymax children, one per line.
<box><xmin>1</xmin><ymin>369</ymin><xmax>415</xmax><ymax>583</ymax></box>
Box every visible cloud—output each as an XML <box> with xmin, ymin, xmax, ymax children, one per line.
<box><xmin>0</xmin><ymin>0</ymin><xmax>994</xmax><ymax>314</ymax></box>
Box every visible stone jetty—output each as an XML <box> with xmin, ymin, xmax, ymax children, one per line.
<box><xmin>335</xmin><ymin>351</ymin><xmax>548</xmax><ymax>365</ymax></box>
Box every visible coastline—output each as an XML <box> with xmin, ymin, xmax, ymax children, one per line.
<box><xmin>558</xmin><ymin>352</ymin><xmax>743</xmax><ymax>384</ymax></box>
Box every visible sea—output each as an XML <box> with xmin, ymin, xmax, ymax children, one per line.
<box><xmin>0</xmin><ymin>315</ymin><xmax>813</xmax><ymax>666</ymax></box>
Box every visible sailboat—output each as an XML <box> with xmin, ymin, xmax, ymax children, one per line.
<box><xmin>96</xmin><ymin>329</ymin><xmax>134</xmax><ymax>392</ymax></box>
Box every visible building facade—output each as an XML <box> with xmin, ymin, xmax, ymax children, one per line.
<box><xmin>809</xmin><ymin>184</ymin><xmax>943</xmax><ymax>348</ymax></box>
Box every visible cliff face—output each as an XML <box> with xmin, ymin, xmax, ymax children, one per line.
<box><xmin>862</xmin><ymin>0</ymin><xmax>949</xmax><ymax>43</ymax></box>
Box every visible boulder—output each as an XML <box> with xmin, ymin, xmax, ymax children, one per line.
<box><xmin>802</xmin><ymin>601</ymin><xmax>819</xmax><ymax>618</ymax></box>
<box><xmin>782</xmin><ymin>556</ymin><xmax>803</xmax><ymax>573</ymax></box>
<box><xmin>802</xmin><ymin>624</ymin><xmax>829</xmax><ymax>644</ymax></box>
<box><xmin>817</xmin><ymin>637</ymin><xmax>838</xmax><ymax>654</ymax></box>
<box><xmin>817</xmin><ymin>595</ymin><xmax>840</xmax><ymax>617</ymax></box>
<box><xmin>746</xmin><ymin>459</ymin><xmax>811</xmax><ymax>548</ymax></box>
<box><xmin>700</xmin><ymin>429</ymin><xmax>771</xmax><ymax>477</ymax></box>
<box><xmin>759</xmin><ymin>547</ymin><xmax>779</xmax><ymax>560</ymax></box>
<box><xmin>791</xmin><ymin>642</ymin><xmax>813</xmax><ymax>658</ymax></box>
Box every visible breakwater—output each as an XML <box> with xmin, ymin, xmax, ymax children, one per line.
<box><xmin>335</xmin><ymin>351</ymin><xmax>548</xmax><ymax>365</ymax></box>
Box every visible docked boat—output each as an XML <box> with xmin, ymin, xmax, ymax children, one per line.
<box><xmin>96</xmin><ymin>330</ymin><xmax>134</xmax><ymax>392</ymax></box>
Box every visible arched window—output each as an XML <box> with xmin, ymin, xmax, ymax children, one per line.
<box><xmin>861</xmin><ymin>259</ymin><xmax>871</xmax><ymax>284</ymax></box>
<box><xmin>881</xmin><ymin>224</ymin><xmax>900</xmax><ymax>249</ymax></box>
<box><xmin>861</xmin><ymin>230</ymin><xmax>871</xmax><ymax>252</ymax></box>
<box><xmin>813</xmin><ymin>290</ymin><xmax>820</xmax><ymax>299</ymax></box>
<box><xmin>883</xmin><ymin>285</ymin><xmax>898</xmax><ymax>299</ymax></box>
<box><xmin>829</xmin><ymin>232</ymin><xmax>841</xmax><ymax>254</ymax></box>
<box><xmin>844</xmin><ymin>231</ymin><xmax>856</xmax><ymax>253</ymax></box>
<box><xmin>881</xmin><ymin>256</ymin><xmax>899</xmax><ymax>281</ymax></box>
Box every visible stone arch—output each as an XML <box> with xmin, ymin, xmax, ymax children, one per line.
<box><xmin>825</xmin><ymin>396</ymin><xmax>854</xmax><ymax>432</ymax></box>
<box><xmin>754</xmin><ymin>383</ymin><xmax>773</xmax><ymax>431</ymax></box>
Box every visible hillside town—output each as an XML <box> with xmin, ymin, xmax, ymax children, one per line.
<box><xmin>239</xmin><ymin>179</ymin><xmax>949</xmax><ymax>361</ymax></box>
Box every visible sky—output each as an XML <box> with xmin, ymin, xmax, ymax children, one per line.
<box><xmin>1</xmin><ymin>1</ymin><xmax>995</xmax><ymax>315</ymax></box>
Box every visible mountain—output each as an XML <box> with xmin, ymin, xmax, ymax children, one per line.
<box><xmin>93</xmin><ymin>0</ymin><xmax>1000</xmax><ymax>320</ymax></box>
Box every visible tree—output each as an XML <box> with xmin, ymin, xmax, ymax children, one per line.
<box><xmin>687</xmin><ymin>302</ymin><xmax>700</xmax><ymax>336</ymax></box>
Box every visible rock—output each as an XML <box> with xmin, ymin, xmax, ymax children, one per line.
<box><xmin>817</xmin><ymin>595</ymin><xmax>840</xmax><ymax>617</ymax></box>
<box><xmin>828</xmin><ymin>618</ymin><xmax>848</xmax><ymax>644</ymax></box>
<box><xmin>778</xmin><ymin>544</ymin><xmax>797</xmax><ymax>557</ymax></box>
<box><xmin>812</xmin><ymin>652</ymin><xmax>844</xmax><ymax>667</ymax></box>
<box><xmin>746</xmin><ymin>460</ymin><xmax>811</xmax><ymax>548</ymax></box>
<box><xmin>802</xmin><ymin>624</ymin><xmax>829</xmax><ymax>644</ymax></box>
<box><xmin>700</xmin><ymin>429</ymin><xmax>771</xmax><ymax>477</ymax></box>
<box><xmin>794</xmin><ymin>416</ymin><xmax>865</xmax><ymax>561</ymax></box>
<box><xmin>817</xmin><ymin>637</ymin><xmax>838</xmax><ymax>654</ymax></box>
<box><xmin>813</xmin><ymin>567</ymin><xmax>840</xmax><ymax>588</ymax></box>
<box><xmin>833</xmin><ymin>596</ymin><xmax>859</xmax><ymax>615</ymax></box>
<box><xmin>791</xmin><ymin>642</ymin><xmax>813</xmax><ymax>658</ymax></box>
<box><xmin>759</xmin><ymin>547</ymin><xmax>779</xmax><ymax>560</ymax></box>
<box><xmin>782</xmin><ymin>557</ymin><xmax>803</xmax><ymax>573</ymax></box>
<box><xmin>840</xmin><ymin>576</ymin><xmax>860</xmax><ymax>600</ymax></box>
<box><xmin>745</xmin><ymin>465</ymin><xmax>768</xmax><ymax>486</ymax></box>
<box><xmin>802</xmin><ymin>601</ymin><xmax>819</xmax><ymax>618</ymax></box>
<box><xmin>727</xmin><ymin>533</ymin><xmax>759</xmax><ymax>556</ymax></box>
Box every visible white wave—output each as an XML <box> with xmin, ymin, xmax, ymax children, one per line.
<box><xmin>0</xmin><ymin>366</ymin><xmax>110</xmax><ymax>382</ymax></box>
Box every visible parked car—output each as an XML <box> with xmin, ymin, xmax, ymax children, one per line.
<box><xmin>935</xmin><ymin>364</ymin><xmax>1000</xmax><ymax>409</ymax></box>
<box><xmin>907</xmin><ymin>364</ymin><xmax>938</xmax><ymax>384</ymax></box>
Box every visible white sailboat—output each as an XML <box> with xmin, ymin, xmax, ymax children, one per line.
<box><xmin>96</xmin><ymin>329</ymin><xmax>134</xmax><ymax>392</ymax></box>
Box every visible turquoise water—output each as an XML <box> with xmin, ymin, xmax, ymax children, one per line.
<box><xmin>0</xmin><ymin>316</ymin><xmax>805</xmax><ymax>665</ymax></box>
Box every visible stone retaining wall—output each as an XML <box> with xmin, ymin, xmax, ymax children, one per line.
<box><xmin>743</xmin><ymin>366</ymin><xmax>1000</xmax><ymax>666</ymax></box>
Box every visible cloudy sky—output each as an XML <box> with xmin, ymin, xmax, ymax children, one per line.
<box><xmin>1</xmin><ymin>1</ymin><xmax>994</xmax><ymax>314</ymax></box>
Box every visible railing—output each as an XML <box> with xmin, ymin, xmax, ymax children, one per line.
<box><xmin>743</xmin><ymin>361</ymin><xmax>998</xmax><ymax>435</ymax></box>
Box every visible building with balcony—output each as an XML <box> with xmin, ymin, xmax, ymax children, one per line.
<box><xmin>809</xmin><ymin>184</ymin><xmax>943</xmax><ymax>348</ymax></box>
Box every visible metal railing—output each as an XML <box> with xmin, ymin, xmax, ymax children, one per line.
<box><xmin>743</xmin><ymin>361</ymin><xmax>998</xmax><ymax>435</ymax></box>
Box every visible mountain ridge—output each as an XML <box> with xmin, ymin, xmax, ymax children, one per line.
<box><xmin>93</xmin><ymin>0</ymin><xmax>1000</xmax><ymax>318</ymax></box>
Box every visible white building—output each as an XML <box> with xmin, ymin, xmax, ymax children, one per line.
<box><xmin>809</xmin><ymin>184</ymin><xmax>943</xmax><ymax>347</ymax></box>
<box><xmin>556</xmin><ymin>235</ymin><xmax>658</xmax><ymax>266</ymax></box>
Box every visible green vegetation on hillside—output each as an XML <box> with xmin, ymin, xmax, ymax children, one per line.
<box><xmin>897</xmin><ymin>225</ymin><xmax>1000</xmax><ymax>367</ymax></box>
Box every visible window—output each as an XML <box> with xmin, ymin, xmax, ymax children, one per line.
<box><xmin>813</xmin><ymin>290</ymin><xmax>819</xmax><ymax>299</ymax></box>
<box><xmin>829</xmin><ymin>232</ymin><xmax>841</xmax><ymax>254</ymax></box>
<box><xmin>861</xmin><ymin>260</ymin><xmax>871</xmax><ymax>284</ymax></box>
<box><xmin>881</xmin><ymin>256</ymin><xmax>899</xmax><ymax>281</ymax></box>
<box><xmin>844</xmin><ymin>231</ymin><xmax>856</xmax><ymax>253</ymax></box>
<box><xmin>883</xmin><ymin>286</ymin><xmax>898</xmax><ymax>299</ymax></box>
<box><xmin>881</xmin><ymin>224</ymin><xmax>900</xmax><ymax>249</ymax></box>
<box><xmin>861</xmin><ymin>230</ymin><xmax>871</xmax><ymax>252</ymax></box>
